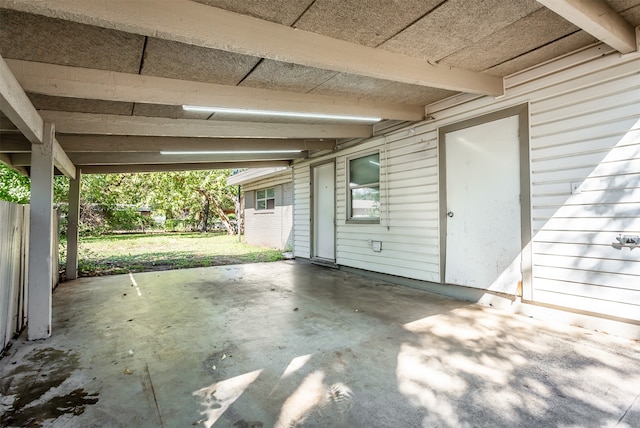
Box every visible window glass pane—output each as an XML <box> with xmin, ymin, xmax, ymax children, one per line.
<box><xmin>351</xmin><ymin>186</ymin><xmax>380</xmax><ymax>218</ymax></box>
<box><xmin>349</xmin><ymin>153</ymin><xmax>380</xmax><ymax>186</ymax></box>
<box><xmin>257</xmin><ymin>200</ymin><xmax>266</xmax><ymax>210</ymax></box>
<box><xmin>257</xmin><ymin>190</ymin><xmax>265</xmax><ymax>199</ymax></box>
<box><xmin>266</xmin><ymin>199</ymin><xmax>275</xmax><ymax>209</ymax></box>
<box><xmin>266</xmin><ymin>188</ymin><xmax>275</xmax><ymax>198</ymax></box>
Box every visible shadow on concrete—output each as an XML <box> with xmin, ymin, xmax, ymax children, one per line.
<box><xmin>1</xmin><ymin>261</ymin><xmax>639</xmax><ymax>427</ymax></box>
<box><xmin>185</xmin><ymin>263</ymin><xmax>640</xmax><ymax>427</ymax></box>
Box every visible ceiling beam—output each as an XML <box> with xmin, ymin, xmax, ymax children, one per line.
<box><xmin>0</xmin><ymin>153</ymin><xmax>28</xmax><ymax>175</ymax></box>
<box><xmin>39</xmin><ymin>111</ymin><xmax>372</xmax><ymax>139</ymax></box>
<box><xmin>1</xmin><ymin>0</ymin><xmax>503</xmax><ymax>96</ymax></box>
<box><xmin>13</xmin><ymin>151</ymin><xmax>307</xmax><ymax>166</ymax></box>
<box><xmin>0</xmin><ymin>134</ymin><xmax>31</xmax><ymax>152</ymax></box>
<box><xmin>7</xmin><ymin>60</ymin><xmax>424</xmax><ymax>122</ymax></box>
<box><xmin>538</xmin><ymin>0</ymin><xmax>637</xmax><ymax>54</ymax></box>
<box><xmin>0</xmin><ymin>116</ymin><xmax>20</xmax><ymax>132</ymax></box>
<box><xmin>74</xmin><ymin>161</ymin><xmax>291</xmax><ymax>175</ymax></box>
<box><xmin>57</xmin><ymin>135</ymin><xmax>335</xmax><ymax>152</ymax></box>
<box><xmin>0</xmin><ymin>134</ymin><xmax>336</xmax><ymax>152</ymax></box>
<box><xmin>1</xmin><ymin>127</ymin><xmax>76</xmax><ymax>178</ymax></box>
<box><xmin>53</xmin><ymin>138</ymin><xmax>75</xmax><ymax>179</ymax></box>
<box><xmin>0</xmin><ymin>54</ymin><xmax>43</xmax><ymax>144</ymax></box>
<box><xmin>0</xmin><ymin>153</ymin><xmax>12</xmax><ymax>166</ymax></box>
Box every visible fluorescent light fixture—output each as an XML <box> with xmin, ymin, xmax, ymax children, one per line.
<box><xmin>160</xmin><ymin>150</ymin><xmax>302</xmax><ymax>155</ymax></box>
<box><xmin>182</xmin><ymin>105</ymin><xmax>381</xmax><ymax>123</ymax></box>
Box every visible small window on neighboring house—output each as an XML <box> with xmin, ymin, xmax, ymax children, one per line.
<box><xmin>256</xmin><ymin>188</ymin><xmax>275</xmax><ymax>210</ymax></box>
<box><xmin>348</xmin><ymin>152</ymin><xmax>380</xmax><ymax>221</ymax></box>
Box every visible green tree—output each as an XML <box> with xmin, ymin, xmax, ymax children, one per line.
<box><xmin>78</xmin><ymin>170</ymin><xmax>238</xmax><ymax>234</ymax></box>
<box><xmin>143</xmin><ymin>170</ymin><xmax>238</xmax><ymax>234</ymax></box>
<box><xmin>0</xmin><ymin>163</ymin><xmax>70</xmax><ymax>204</ymax></box>
<box><xmin>0</xmin><ymin>164</ymin><xmax>30</xmax><ymax>204</ymax></box>
<box><xmin>0</xmin><ymin>164</ymin><xmax>238</xmax><ymax>235</ymax></box>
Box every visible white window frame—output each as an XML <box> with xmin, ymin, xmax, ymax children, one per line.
<box><xmin>347</xmin><ymin>151</ymin><xmax>381</xmax><ymax>224</ymax></box>
<box><xmin>256</xmin><ymin>187</ymin><xmax>275</xmax><ymax>210</ymax></box>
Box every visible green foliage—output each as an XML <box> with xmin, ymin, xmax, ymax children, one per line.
<box><xmin>164</xmin><ymin>218</ymin><xmax>198</xmax><ymax>232</ymax></box>
<box><xmin>0</xmin><ymin>164</ymin><xmax>30</xmax><ymax>203</ymax></box>
<box><xmin>103</xmin><ymin>206</ymin><xmax>145</xmax><ymax>230</ymax></box>
<box><xmin>0</xmin><ymin>164</ymin><xmax>238</xmax><ymax>236</ymax></box>
<box><xmin>78</xmin><ymin>170</ymin><xmax>236</xmax><ymax>234</ymax></box>
<box><xmin>53</xmin><ymin>175</ymin><xmax>69</xmax><ymax>203</ymax></box>
<box><xmin>0</xmin><ymin>164</ymin><xmax>72</xmax><ymax>204</ymax></box>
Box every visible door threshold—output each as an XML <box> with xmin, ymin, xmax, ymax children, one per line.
<box><xmin>311</xmin><ymin>258</ymin><xmax>339</xmax><ymax>269</ymax></box>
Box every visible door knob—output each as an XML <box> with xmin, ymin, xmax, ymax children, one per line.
<box><xmin>447</xmin><ymin>211</ymin><xmax>454</xmax><ymax>218</ymax></box>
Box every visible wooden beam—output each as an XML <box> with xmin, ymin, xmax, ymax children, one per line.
<box><xmin>0</xmin><ymin>153</ymin><xmax>12</xmax><ymax>165</ymax></box>
<box><xmin>39</xmin><ymin>111</ymin><xmax>372</xmax><ymax>139</ymax></box>
<box><xmin>0</xmin><ymin>134</ymin><xmax>31</xmax><ymax>152</ymax></box>
<box><xmin>0</xmin><ymin>153</ymin><xmax>28</xmax><ymax>175</ymax></box>
<box><xmin>538</xmin><ymin>0</ymin><xmax>637</xmax><ymax>54</ymax></box>
<box><xmin>2</xmin><ymin>134</ymin><xmax>336</xmax><ymax>152</ymax></box>
<box><xmin>7</xmin><ymin>60</ymin><xmax>424</xmax><ymax>121</ymax></box>
<box><xmin>13</xmin><ymin>151</ymin><xmax>307</xmax><ymax>166</ymax></box>
<box><xmin>0</xmin><ymin>116</ymin><xmax>19</xmax><ymax>131</ymax></box>
<box><xmin>0</xmin><ymin>54</ymin><xmax>43</xmax><ymax>144</ymax></box>
<box><xmin>1</xmin><ymin>0</ymin><xmax>503</xmax><ymax>95</ymax></box>
<box><xmin>52</xmin><ymin>138</ymin><xmax>76</xmax><ymax>179</ymax></box>
<box><xmin>78</xmin><ymin>161</ymin><xmax>290</xmax><ymax>174</ymax></box>
<box><xmin>56</xmin><ymin>135</ymin><xmax>335</xmax><ymax>152</ymax></box>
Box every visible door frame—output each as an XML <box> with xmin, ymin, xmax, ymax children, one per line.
<box><xmin>310</xmin><ymin>159</ymin><xmax>336</xmax><ymax>262</ymax></box>
<box><xmin>437</xmin><ymin>104</ymin><xmax>532</xmax><ymax>298</ymax></box>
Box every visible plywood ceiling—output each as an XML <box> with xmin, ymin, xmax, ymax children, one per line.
<box><xmin>0</xmin><ymin>0</ymin><xmax>638</xmax><ymax>173</ymax></box>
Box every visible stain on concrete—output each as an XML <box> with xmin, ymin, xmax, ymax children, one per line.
<box><xmin>202</xmin><ymin>344</ymin><xmax>238</xmax><ymax>379</ymax></box>
<box><xmin>233</xmin><ymin>419</ymin><xmax>264</xmax><ymax>428</ymax></box>
<box><xmin>0</xmin><ymin>347</ymin><xmax>99</xmax><ymax>427</ymax></box>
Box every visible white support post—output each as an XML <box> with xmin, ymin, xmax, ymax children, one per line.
<box><xmin>27</xmin><ymin>122</ymin><xmax>55</xmax><ymax>340</ymax></box>
<box><xmin>66</xmin><ymin>168</ymin><xmax>81</xmax><ymax>280</ymax></box>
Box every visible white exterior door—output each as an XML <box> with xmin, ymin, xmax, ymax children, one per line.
<box><xmin>313</xmin><ymin>163</ymin><xmax>335</xmax><ymax>260</ymax></box>
<box><xmin>444</xmin><ymin>115</ymin><xmax>522</xmax><ymax>292</ymax></box>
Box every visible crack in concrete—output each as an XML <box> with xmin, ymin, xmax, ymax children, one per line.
<box><xmin>615</xmin><ymin>390</ymin><xmax>640</xmax><ymax>426</ymax></box>
<box><xmin>145</xmin><ymin>363</ymin><xmax>164</xmax><ymax>427</ymax></box>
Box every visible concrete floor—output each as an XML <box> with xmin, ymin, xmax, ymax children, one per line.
<box><xmin>1</xmin><ymin>261</ymin><xmax>639</xmax><ymax>428</ymax></box>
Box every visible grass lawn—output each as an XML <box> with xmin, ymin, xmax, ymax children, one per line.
<box><xmin>64</xmin><ymin>232</ymin><xmax>285</xmax><ymax>277</ymax></box>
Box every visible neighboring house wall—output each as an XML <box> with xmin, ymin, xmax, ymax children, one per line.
<box><xmin>293</xmin><ymin>44</ymin><xmax>640</xmax><ymax>328</ymax></box>
<box><xmin>242</xmin><ymin>171</ymin><xmax>293</xmax><ymax>250</ymax></box>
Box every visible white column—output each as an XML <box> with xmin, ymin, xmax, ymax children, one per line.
<box><xmin>27</xmin><ymin>122</ymin><xmax>54</xmax><ymax>340</ymax></box>
<box><xmin>66</xmin><ymin>168</ymin><xmax>81</xmax><ymax>280</ymax></box>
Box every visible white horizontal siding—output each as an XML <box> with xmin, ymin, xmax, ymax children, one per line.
<box><xmin>533</xmin><ymin>289</ymin><xmax>639</xmax><ymax>321</ymax></box>
<box><xmin>533</xmin><ymin>241</ymin><xmax>638</xmax><ymax>263</ymax></box>
<box><xmin>333</xmin><ymin>131</ymin><xmax>440</xmax><ymax>282</ymax></box>
<box><xmin>526</xmin><ymin>51</ymin><xmax>640</xmax><ymax>320</ymax></box>
<box><xmin>293</xmin><ymin>165</ymin><xmax>310</xmax><ymax>257</ymax></box>
<box><xmin>420</xmin><ymin>46</ymin><xmax>640</xmax><ymax>321</ymax></box>
<box><xmin>243</xmin><ymin>170</ymin><xmax>292</xmax><ymax>192</ymax></box>
<box><xmin>532</xmin><ymin>266</ymin><xmax>638</xmax><ymax>290</ymax></box>
<box><xmin>291</xmin><ymin>43</ymin><xmax>640</xmax><ymax>322</ymax></box>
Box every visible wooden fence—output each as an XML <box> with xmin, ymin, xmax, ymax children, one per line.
<box><xmin>0</xmin><ymin>201</ymin><xmax>29</xmax><ymax>354</ymax></box>
<box><xmin>0</xmin><ymin>202</ymin><xmax>60</xmax><ymax>353</ymax></box>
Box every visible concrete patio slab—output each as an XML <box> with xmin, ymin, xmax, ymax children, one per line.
<box><xmin>1</xmin><ymin>260</ymin><xmax>639</xmax><ymax>427</ymax></box>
